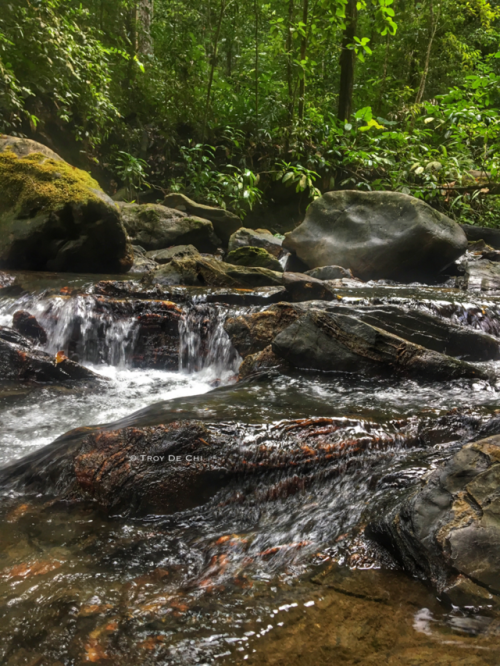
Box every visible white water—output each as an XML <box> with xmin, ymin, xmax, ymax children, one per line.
<box><xmin>0</xmin><ymin>293</ymin><xmax>241</xmax><ymax>465</ymax></box>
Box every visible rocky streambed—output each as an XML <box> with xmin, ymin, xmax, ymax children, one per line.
<box><xmin>1</xmin><ymin>267</ymin><xmax>500</xmax><ymax>665</ymax></box>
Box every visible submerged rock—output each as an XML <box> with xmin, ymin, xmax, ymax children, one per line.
<box><xmin>119</xmin><ymin>202</ymin><xmax>221</xmax><ymax>253</ymax></box>
<box><xmin>228</xmin><ymin>227</ymin><xmax>284</xmax><ymax>258</ymax></box>
<box><xmin>272</xmin><ymin>310</ymin><xmax>490</xmax><ymax>380</ymax></box>
<box><xmin>146</xmin><ymin>244</ymin><xmax>200</xmax><ymax>264</ymax></box>
<box><xmin>0</xmin><ymin>326</ymin><xmax>101</xmax><ymax>382</ymax></box>
<box><xmin>0</xmin><ymin>138</ymin><xmax>133</xmax><ymax>273</ymax></box>
<box><xmin>283</xmin><ymin>190</ymin><xmax>467</xmax><ymax>281</ymax></box>
<box><xmin>225</xmin><ymin>245</ymin><xmax>283</xmax><ymax>272</ymax></box>
<box><xmin>144</xmin><ymin>255</ymin><xmax>283</xmax><ymax>288</ymax></box>
<box><xmin>367</xmin><ymin>435</ymin><xmax>500</xmax><ymax>603</ymax></box>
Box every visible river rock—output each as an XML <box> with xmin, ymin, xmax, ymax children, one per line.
<box><xmin>143</xmin><ymin>256</ymin><xmax>283</xmax><ymax>288</ymax></box>
<box><xmin>272</xmin><ymin>310</ymin><xmax>490</xmax><ymax>380</ymax></box>
<box><xmin>119</xmin><ymin>202</ymin><xmax>221</xmax><ymax>252</ymax></box>
<box><xmin>465</xmin><ymin>259</ymin><xmax>500</xmax><ymax>291</ymax></box>
<box><xmin>283</xmin><ymin>191</ymin><xmax>467</xmax><ymax>281</ymax></box>
<box><xmin>163</xmin><ymin>193</ymin><xmax>242</xmax><ymax>244</ymax></box>
<box><xmin>366</xmin><ymin>435</ymin><xmax>500</xmax><ymax>603</ymax></box>
<box><xmin>225</xmin><ymin>246</ymin><xmax>283</xmax><ymax>272</ymax></box>
<box><xmin>0</xmin><ymin>326</ymin><xmax>101</xmax><ymax>382</ymax></box>
<box><xmin>225</xmin><ymin>303</ymin><xmax>304</xmax><ymax>357</ymax></box>
<box><xmin>305</xmin><ymin>265</ymin><xmax>354</xmax><ymax>280</ymax></box>
<box><xmin>129</xmin><ymin>245</ymin><xmax>159</xmax><ymax>273</ymax></box>
<box><xmin>238</xmin><ymin>345</ymin><xmax>291</xmax><ymax>379</ymax></box>
<box><xmin>462</xmin><ymin>225</ymin><xmax>500</xmax><ymax>250</ymax></box>
<box><xmin>0</xmin><ymin>137</ymin><xmax>133</xmax><ymax>273</ymax></box>
<box><xmin>228</xmin><ymin>228</ymin><xmax>284</xmax><ymax>258</ymax></box>
<box><xmin>12</xmin><ymin>311</ymin><xmax>47</xmax><ymax>344</ymax></box>
<box><xmin>146</xmin><ymin>244</ymin><xmax>200</xmax><ymax>264</ymax></box>
<box><xmin>283</xmin><ymin>272</ymin><xmax>336</xmax><ymax>302</ymax></box>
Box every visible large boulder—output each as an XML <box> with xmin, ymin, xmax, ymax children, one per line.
<box><xmin>462</xmin><ymin>224</ymin><xmax>500</xmax><ymax>250</ymax></box>
<box><xmin>163</xmin><ymin>192</ymin><xmax>242</xmax><ymax>244</ymax></box>
<box><xmin>228</xmin><ymin>227</ymin><xmax>284</xmax><ymax>258</ymax></box>
<box><xmin>225</xmin><ymin>246</ymin><xmax>283</xmax><ymax>272</ymax></box>
<box><xmin>272</xmin><ymin>310</ymin><xmax>490</xmax><ymax>381</ymax></box>
<box><xmin>0</xmin><ymin>136</ymin><xmax>133</xmax><ymax>273</ymax></box>
<box><xmin>143</xmin><ymin>256</ymin><xmax>283</xmax><ymax>288</ymax></box>
<box><xmin>367</xmin><ymin>435</ymin><xmax>500</xmax><ymax>604</ymax></box>
<box><xmin>119</xmin><ymin>202</ymin><xmax>221</xmax><ymax>252</ymax></box>
<box><xmin>283</xmin><ymin>191</ymin><xmax>467</xmax><ymax>281</ymax></box>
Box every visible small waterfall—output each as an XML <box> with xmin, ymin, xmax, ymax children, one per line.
<box><xmin>179</xmin><ymin>303</ymin><xmax>241</xmax><ymax>379</ymax></box>
<box><xmin>1</xmin><ymin>293</ymin><xmax>139</xmax><ymax>367</ymax></box>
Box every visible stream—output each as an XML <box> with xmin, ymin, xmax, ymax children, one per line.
<box><xmin>1</xmin><ymin>270</ymin><xmax>500</xmax><ymax>665</ymax></box>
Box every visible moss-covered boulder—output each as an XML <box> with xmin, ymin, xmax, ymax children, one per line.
<box><xmin>225</xmin><ymin>245</ymin><xmax>283</xmax><ymax>271</ymax></box>
<box><xmin>119</xmin><ymin>202</ymin><xmax>221</xmax><ymax>253</ymax></box>
<box><xmin>0</xmin><ymin>137</ymin><xmax>133</xmax><ymax>273</ymax></box>
<box><xmin>146</xmin><ymin>244</ymin><xmax>200</xmax><ymax>264</ymax></box>
<box><xmin>143</xmin><ymin>255</ymin><xmax>284</xmax><ymax>288</ymax></box>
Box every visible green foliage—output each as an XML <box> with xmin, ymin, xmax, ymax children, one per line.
<box><xmin>170</xmin><ymin>144</ymin><xmax>262</xmax><ymax>217</ymax></box>
<box><xmin>114</xmin><ymin>151</ymin><xmax>150</xmax><ymax>200</ymax></box>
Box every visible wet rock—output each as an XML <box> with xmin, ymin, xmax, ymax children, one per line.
<box><xmin>225</xmin><ymin>245</ymin><xmax>283</xmax><ymax>272</ymax></box>
<box><xmin>225</xmin><ymin>303</ymin><xmax>304</xmax><ymax>357</ymax></box>
<box><xmin>12</xmin><ymin>311</ymin><xmax>47</xmax><ymax>344</ymax></box>
<box><xmin>305</xmin><ymin>265</ymin><xmax>354</xmax><ymax>280</ymax></box>
<box><xmin>145</xmin><ymin>244</ymin><xmax>200</xmax><ymax>264</ymax></box>
<box><xmin>283</xmin><ymin>272</ymin><xmax>336</xmax><ymax>302</ymax></box>
<box><xmin>366</xmin><ymin>435</ymin><xmax>500</xmax><ymax>601</ymax></box>
<box><xmin>163</xmin><ymin>192</ymin><xmax>242</xmax><ymax>244</ymax></box>
<box><xmin>465</xmin><ymin>259</ymin><xmax>500</xmax><ymax>291</ymax></box>
<box><xmin>119</xmin><ymin>202</ymin><xmax>221</xmax><ymax>252</ymax></box>
<box><xmin>329</xmin><ymin>304</ymin><xmax>500</xmax><ymax>362</ymax></box>
<box><xmin>143</xmin><ymin>256</ymin><xmax>283</xmax><ymax>288</ymax></box>
<box><xmin>238</xmin><ymin>345</ymin><xmax>291</xmax><ymax>379</ymax></box>
<box><xmin>462</xmin><ymin>224</ymin><xmax>500</xmax><ymax>250</ymax></box>
<box><xmin>0</xmin><ymin>326</ymin><xmax>102</xmax><ymax>382</ymax></box>
<box><xmin>272</xmin><ymin>310</ymin><xmax>490</xmax><ymax>380</ymax></box>
<box><xmin>228</xmin><ymin>227</ymin><xmax>284</xmax><ymax>258</ymax></box>
<box><xmin>0</xmin><ymin>137</ymin><xmax>133</xmax><ymax>273</ymax></box>
<box><xmin>283</xmin><ymin>190</ymin><xmax>467</xmax><ymax>281</ymax></box>
<box><xmin>128</xmin><ymin>245</ymin><xmax>159</xmax><ymax>273</ymax></box>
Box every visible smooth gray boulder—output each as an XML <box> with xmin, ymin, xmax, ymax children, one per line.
<box><xmin>283</xmin><ymin>191</ymin><xmax>467</xmax><ymax>281</ymax></box>
<box><xmin>462</xmin><ymin>225</ymin><xmax>500</xmax><ymax>250</ymax></box>
<box><xmin>163</xmin><ymin>193</ymin><xmax>241</xmax><ymax>244</ymax></box>
<box><xmin>119</xmin><ymin>202</ymin><xmax>221</xmax><ymax>252</ymax></box>
<box><xmin>367</xmin><ymin>435</ymin><xmax>500</xmax><ymax>604</ymax></box>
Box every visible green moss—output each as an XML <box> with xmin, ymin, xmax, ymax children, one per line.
<box><xmin>0</xmin><ymin>149</ymin><xmax>103</xmax><ymax>216</ymax></box>
<box><xmin>225</xmin><ymin>245</ymin><xmax>283</xmax><ymax>272</ymax></box>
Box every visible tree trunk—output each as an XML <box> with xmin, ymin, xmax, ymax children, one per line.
<box><xmin>202</xmin><ymin>0</ymin><xmax>226</xmax><ymax>143</ymax></box>
<box><xmin>414</xmin><ymin>0</ymin><xmax>441</xmax><ymax>104</ymax></box>
<box><xmin>286</xmin><ymin>0</ymin><xmax>295</xmax><ymax>124</ymax></box>
<box><xmin>254</xmin><ymin>0</ymin><xmax>259</xmax><ymax>123</ymax></box>
<box><xmin>137</xmin><ymin>0</ymin><xmax>154</xmax><ymax>56</ymax></box>
<box><xmin>297</xmin><ymin>0</ymin><xmax>309</xmax><ymax>121</ymax></box>
<box><xmin>337</xmin><ymin>0</ymin><xmax>357</xmax><ymax>122</ymax></box>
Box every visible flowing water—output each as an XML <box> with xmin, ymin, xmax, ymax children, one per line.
<box><xmin>1</xmin><ymin>271</ymin><xmax>500</xmax><ymax>665</ymax></box>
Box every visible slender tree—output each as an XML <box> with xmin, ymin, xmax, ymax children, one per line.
<box><xmin>337</xmin><ymin>0</ymin><xmax>357</xmax><ymax>122</ymax></box>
